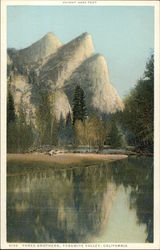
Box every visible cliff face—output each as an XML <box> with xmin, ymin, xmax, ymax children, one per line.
<box><xmin>64</xmin><ymin>54</ymin><xmax>124</xmax><ymax>114</ymax></box>
<box><xmin>39</xmin><ymin>32</ymin><xmax>94</xmax><ymax>89</ymax></box>
<box><xmin>49</xmin><ymin>90</ymin><xmax>72</xmax><ymax>121</ymax></box>
<box><xmin>7</xmin><ymin>32</ymin><xmax>123</xmax><ymax>123</ymax></box>
<box><xmin>8</xmin><ymin>74</ymin><xmax>37</xmax><ymax>124</ymax></box>
<box><xmin>8</xmin><ymin>33</ymin><xmax>62</xmax><ymax>66</ymax></box>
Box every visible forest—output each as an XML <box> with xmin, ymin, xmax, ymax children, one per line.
<box><xmin>7</xmin><ymin>54</ymin><xmax>154</xmax><ymax>154</ymax></box>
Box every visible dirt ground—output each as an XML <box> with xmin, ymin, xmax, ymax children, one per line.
<box><xmin>7</xmin><ymin>153</ymin><xmax>128</xmax><ymax>165</ymax></box>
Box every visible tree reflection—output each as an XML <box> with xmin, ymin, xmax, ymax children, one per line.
<box><xmin>7</xmin><ymin>156</ymin><xmax>153</xmax><ymax>243</ymax></box>
<box><xmin>107</xmin><ymin>157</ymin><xmax>153</xmax><ymax>242</ymax></box>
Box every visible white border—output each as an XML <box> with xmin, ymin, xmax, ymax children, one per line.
<box><xmin>1</xmin><ymin>1</ymin><xmax>160</xmax><ymax>249</ymax></box>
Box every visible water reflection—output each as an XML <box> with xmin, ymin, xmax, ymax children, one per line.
<box><xmin>108</xmin><ymin>157</ymin><xmax>153</xmax><ymax>242</ymax></box>
<box><xmin>7</xmin><ymin>156</ymin><xmax>153</xmax><ymax>243</ymax></box>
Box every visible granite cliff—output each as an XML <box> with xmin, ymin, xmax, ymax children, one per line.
<box><xmin>7</xmin><ymin>32</ymin><xmax>124</xmax><ymax>124</ymax></box>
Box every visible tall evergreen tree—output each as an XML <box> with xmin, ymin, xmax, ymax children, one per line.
<box><xmin>7</xmin><ymin>89</ymin><xmax>17</xmax><ymax>152</ymax></box>
<box><xmin>144</xmin><ymin>54</ymin><xmax>154</xmax><ymax>81</ymax></box>
<box><xmin>120</xmin><ymin>54</ymin><xmax>154</xmax><ymax>151</ymax></box>
<box><xmin>79</xmin><ymin>88</ymin><xmax>88</xmax><ymax>121</ymax></box>
<box><xmin>72</xmin><ymin>85</ymin><xmax>81</xmax><ymax>125</ymax></box>
<box><xmin>72</xmin><ymin>85</ymin><xmax>87</xmax><ymax>125</ymax></box>
<box><xmin>7</xmin><ymin>89</ymin><xmax>16</xmax><ymax>125</ymax></box>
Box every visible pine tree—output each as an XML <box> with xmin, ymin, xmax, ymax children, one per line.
<box><xmin>80</xmin><ymin>88</ymin><xmax>87</xmax><ymax>121</ymax></box>
<box><xmin>7</xmin><ymin>90</ymin><xmax>16</xmax><ymax>125</ymax></box>
<box><xmin>72</xmin><ymin>85</ymin><xmax>87</xmax><ymax>125</ymax></box>
<box><xmin>72</xmin><ymin>85</ymin><xmax>81</xmax><ymax>125</ymax></box>
<box><xmin>7</xmin><ymin>89</ymin><xmax>17</xmax><ymax>152</ymax></box>
<box><xmin>121</xmin><ymin>54</ymin><xmax>154</xmax><ymax>151</ymax></box>
<box><xmin>144</xmin><ymin>54</ymin><xmax>154</xmax><ymax>81</ymax></box>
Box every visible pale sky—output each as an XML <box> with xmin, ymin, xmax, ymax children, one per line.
<box><xmin>7</xmin><ymin>6</ymin><xmax>154</xmax><ymax>98</ymax></box>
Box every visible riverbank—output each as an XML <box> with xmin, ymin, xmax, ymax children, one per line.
<box><xmin>7</xmin><ymin>153</ymin><xmax>128</xmax><ymax>165</ymax></box>
<box><xmin>7</xmin><ymin>153</ymin><xmax>128</xmax><ymax>176</ymax></box>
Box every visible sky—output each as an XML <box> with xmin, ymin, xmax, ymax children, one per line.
<box><xmin>7</xmin><ymin>6</ymin><xmax>154</xmax><ymax>98</ymax></box>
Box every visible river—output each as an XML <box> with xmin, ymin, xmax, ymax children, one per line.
<box><xmin>7</xmin><ymin>156</ymin><xmax>153</xmax><ymax>243</ymax></box>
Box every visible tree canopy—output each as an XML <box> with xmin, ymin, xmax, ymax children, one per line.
<box><xmin>120</xmin><ymin>54</ymin><xmax>154</xmax><ymax>151</ymax></box>
<box><xmin>72</xmin><ymin>85</ymin><xmax>87</xmax><ymax>125</ymax></box>
<box><xmin>7</xmin><ymin>89</ymin><xmax>16</xmax><ymax>125</ymax></box>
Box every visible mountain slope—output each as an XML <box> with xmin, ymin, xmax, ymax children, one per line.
<box><xmin>64</xmin><ymin>54</ymin><xmax>124</xmax><ymax>114</ymax></box>
<box><xmin>8</xmin><ymin>74</ymin><xmax>36</xmax><ymax>124</ymax></box>
<box><xmin>49</xmin><ymin>90</ymin><xmax>72</xmax><ymax>121</ymax></box>
<box><xmin>8</xmin><ymin>32</ymin><xmax>62</xmax><ymax>66</ymax></box>
<box><xmin>39</xmin><ymin>32</ymin><xmax>94</xmax><ymax>89</ymax></box>
<box><xmin>7</xmin><ymin>32</ymin><xmax>124</xmax><ymax>123</ymax></box>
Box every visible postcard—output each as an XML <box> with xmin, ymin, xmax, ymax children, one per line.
<box><xmin>1</xmin><ymin>0</ymin><xmax>160</xmax><ymax>249</ymax></box>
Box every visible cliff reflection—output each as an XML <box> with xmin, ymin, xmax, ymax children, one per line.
<box><xmin>7</xmin><ymin>156</ymin><xmax>153</xmax><ymax>243</ymax></box>
<box><xmin>107</xmin><ymin>157</ymin><xmax>153</xmax><ymax>242</ymax></box>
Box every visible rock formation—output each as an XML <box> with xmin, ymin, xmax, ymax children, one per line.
<box><xmin>7</xmin><ymin>32</ymin><xmax>124</xmax><ymax>124</ymax></box>
<box><xmin>8</xmin><ymin>32</ymin><xmax>62</xmax><ymax>66</ymax></box>
<box><xmin>39</xmin><ymin>32</ymin><xmax>94</xmax><ymax>89</ymax></box>
<box><xmin>64</xmin><ymin>54</ymin><xmax>124</xmax><ymax>114</ymax></box>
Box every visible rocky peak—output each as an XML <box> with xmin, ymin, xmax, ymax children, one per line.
<box><xmin>7</xmin><ymin>32</ymin><xmax>124</xmax><ymax>123</ymax></box>
<box><xmin>39</xmin><ymin>32</ymin><xmax>94</xmax><ymax>89</ymax></box>
<box><xmin>64</xmin><ymin>53</ymin><xmax>124</xmax><ymax>114</ymax></box>
<box><xmin>8</xmin><ymin>32</ymin><xmax>62</xmax><ymax>66</ymax></box>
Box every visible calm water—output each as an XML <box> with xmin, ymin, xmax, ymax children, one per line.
<box><xmin>7</xmin><ymin>156</ymin><xmax>153</xmax><ymax>243</ymax></box>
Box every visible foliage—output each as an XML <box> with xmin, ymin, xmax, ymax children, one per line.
<box><xmin>108</xmin><ymin>121</ymin><xmax>123</xmax><ymax>148</ymax></box>
<box><xmin>7</xmin><ymin>89</ymin><xmax>16</xmax><ymax>125</ymax></box>
<box><xmin>36</xmin><ymin>92</ymin><xmax>57</xmax><ymax>145</ymax></box>
<box><xmin>36</xmin><ymin>92</ymin><xmax>51</xmax><ymax>145</ymax></box>
<box><xmin>16</xmin><ymin>106</ymin><xmax>34</xmax><ymax>152</ymax></box>
<box><xmin>58</xmin><ymin>112</ymin><xmax>73</xmax><ymax>145</ymax></box>
<box><xmin>7</xmin><ymin>122</ymin><xmax>18</xmax><ymax>153</ymax></box>
<box><xmin>74</xmin><ymin>114</ymin><xmax>108</xmax><ymax>149</ymax></box>
<box><xmin>119</xmin><ymin>55</ymin><xmax>154</xmax><ymax>151</ymax></box>
<box><xmin>65</xmin><ymin>112</ymin><xmax>73</xmax><ymax>144</ymax></box>
<box><xmin>7</xmin><ymin>101</ymin><xmax>34</xmax><ymax>153</ymax></box>
<box><xmin>57</xmin><ymin>113</ymin><xmax>65</xmax><ymax>145</ymax></box>
<box><xmin>50</xmin><ymin>114</ymin><xmax>59</xmax><ymax>146</ymax></box>
<box><xmin>7</xmin><ymin>89</ymin><xmax>17</xmax><ymax>152</ymax></box>
<box><xmin>74</xmin><ymin>120</ymin><xmax>86</xmax><ymax>145</ymax></box>
<box><xmin>144</xmin><ymin>54</ymin><xmax>154</xmax><ymax>81</ymax></box>
<box><xmin>8</xmin><ymin>54</ymin><xmax>154</xmax><ymax>151</ymax></box>
<box><xmin>72</xmin><ymin>85</ymin><xmax>87</xmax><ymax>125</ymax></box>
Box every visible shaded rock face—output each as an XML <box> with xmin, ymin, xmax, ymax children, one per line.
<box><xmin>8</xmin><ymin>74</ymin><xmax>37</xmax><ymax>124</ymax></box>
<box><xmin>49</xmin><ymin>90</ymin><xmax>72</xmax><ymax>121</ymax></box>
<box><xmin>7</xmin><ymin>32</ymin><xmax>123</xmax><ymax>123</ymax></box>
<box><xmin>64</xmin><ymin>54</ymin><xmax>124</xmax><ymax>114</ymax></box>
<box><xmin>39</xmin><ymin>32</ymin><xmax>94</xmax><ymax>89</ymax></box>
